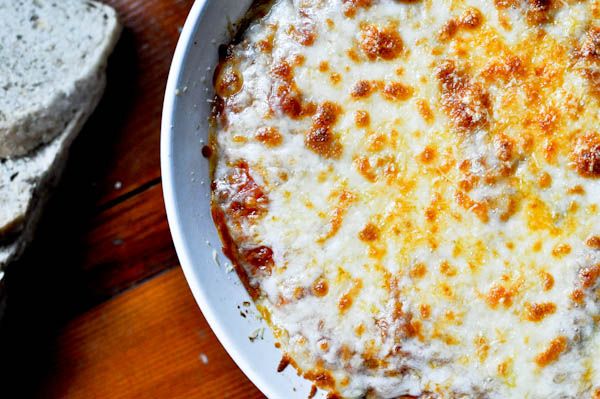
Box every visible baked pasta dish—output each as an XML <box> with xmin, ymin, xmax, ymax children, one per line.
<box><xmin>208</xmin><ymin>0</ymin><xmax>600</xmax><ymax>397</ymax></box>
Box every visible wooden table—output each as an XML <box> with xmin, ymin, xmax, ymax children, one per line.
<box><xmin>0</xmin><ymin>1</ymin><xmax>264</xmax><ymax>397</ymax></box>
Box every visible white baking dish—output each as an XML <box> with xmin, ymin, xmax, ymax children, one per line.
<box><xmin>161</xmin><ymin>1</ymin><xmax>327</xmax><ymax>397</ymax></box>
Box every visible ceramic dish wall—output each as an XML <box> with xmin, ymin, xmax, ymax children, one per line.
<box><xmin>161</xmin><ymin>1</ymin><xmax>327</xmax><ymax>398</ymax></box>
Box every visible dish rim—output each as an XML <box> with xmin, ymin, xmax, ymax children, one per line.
<box><xmin>161</xmin><ymin>1</ymin><xmax>280</xmax><ymax>397</ymax></box>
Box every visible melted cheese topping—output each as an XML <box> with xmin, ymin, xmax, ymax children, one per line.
<box><xmin>210</xmin><ymin>1</ymin><xmax>600</xmax><ymax>397</ymax></box>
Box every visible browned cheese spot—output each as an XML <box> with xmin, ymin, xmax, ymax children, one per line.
<box><xmin>495</xmin><ymin>135</ymin><xmax>515</xmax><ymax>162</ymax></box>
<box><xmin>482</xmin><ymin>55</ymin><xmax>525</xmax><ymax>83</ymax></box>
<box><xmin>578</xmin><ymin>26</ymin><xmax>600</xmax><ymax>61</ymax></box>
<box><xmin>355</xmin><ymin>110</ymin><xmax>371</xmax><ymax>127</ymax></box>
<box><xmin>409</xmin><ymin>263</ymin><xmax>427</xmax><ymax>279</ymax></box>
<box><xmin>271</xmin><ymin>60</ymin><xmax>314</xmax><ymax>119</ymax></box>
<box><xmin>312</xmin><ymin>278</ymin><xmax>329</xmax><ymax>297</ymax></box>
<box><xmin>538</xmin><ymin>171</ymin><xmax>552</xmax><ymax>188</ymax></box>
<box><xmin>330</xmin><ymin>72</ymin><xmax>342</xmax><ymax>85</ymax></box>
<box><xmin>319</xmin><ymin>190</ymin><xmax>356</xmax><ymax>243</ymax></box>
<box><xmin>289</xmin><ymin>22</ymin><xmax>317</xmax><ymax>46</ymax></box>
<box><xmin>524</xmin><ymin>302</ymin><xmax>557</xmax><ymax>322</ymax></box>
<box><xmin>525</xmin><ymin>0</ymin><xmax>554</xmax><ymax>25</ymax></box>
<box><xmin>497</xmin><ymin>359</ymin><xmax>512</xmax><ymax>377</ymax></box>
<box><xmin>551</xmin><ymin>243</ymin><xmax>571</xmax><ymax>258</ymax></box>
<box><xmin>342</xmin><ymin>0</ymin><xmax>373</xmax><ymax>18</ymax></box>
<box><xmin>400</xmin><ymin>312</ymin><xmax>423</xmax><ymax>340</ymax></box>
<box><xmin>257</xmin><ymin>27</ymin><xmax>276</xmax><ymax>53</ymax></box>
<box><xmin>540</xmin><ymin>271</ymin><xmax>555</xmax><ymax>291</ymax></box>
<box><xmin>359</xmin><ymin>24</ymin><xmax>403</xmax><ymax>61</ymax></box>
<box><xmin>291</xmin><ymin>54</ymin><xmax>306</xmax><ymax>66</ymax></box>
<box><xmin>304</xmin><ymin>369</ymin><xmax>336</xmax><ymax>390</ymax></box>
<box><xmin>355</xmin><ymin>323</ymin><xmax>366</xmax><ymax>337</ymax></box>
<box><xmin>535</xmin><ymin>336</ymin><xmax>568</xmax><ymax>367</ymax></box>
<box><xmin>351</xmin><ymin>80</ymin><xmax>373</xmax><ymax>98</ymax></box>
<box><xmin>437</xmin><ymin>60</ymin><xmax>491</xmax><ymax>133</ymax></box>
<box><xmin>439</xmin><ymin>7</ymin><xmax>483</xmax><ymax>41</ymax></box>
<box><xmin>338</xmin><ymin>279</ymin><xmax>363</xmax><ymax>314</ymax></box>
<box><xmin>293</xmin><ymin>287</ymin><xmax>306</xmax><ymax>300</ymax></box>
<box><xmin>255</xmin><ymin>127</ymin><xmax>283</xmax><ymax>147</ymax></box>
<box><xmin>346</xmin><ymin>48</ymin><xmax>361</xmax><ymax>63</ymax></box>
<box><xmin>475</xmin><ymin>335</ymin><xmax>490</xmax><ymax>362</ymax></box>
<box><xmin>305</xmin><ymin>102</ymin><xmax>344</xmax><ymax>158</ymax></box>
<box><xmin>571</xmin><ymin>289</ymin><xmax>585</xmax><ymax>304</ymax></box>
<box><xmin>586</xmin><ymin>235</ymin><xmax>600</xmax><ymax>249</ymax></box>
<box><xmin>382</xmin><ymin>81</ymin><xmax>413</xmax><ymax>101</ymax></box>
<box><xmin>419</xmin><ymin>146</ymin><xmax>437</xmax><ymax>164</ymax></box>
<box><xmin>579</xmin><ymin>264</ymin><xmax>600</xmax><ymax>289</ymax></box>
<box><xmin>416</xmin><ymin>99</ymin><xmax>434</xmax><ymax>124</ymax></box>
<box><xmin>439</xmin><ymin>261</ymin><xmax>457</xmax><ymax>277</ymax></box>
<box><xmin>573</xmin><ymin>133</ymin><xmax>600</xmax><ymax>178</ymax></box>
<box><xmin>486</xmin><ymin>284</ymin><xmax>515</xmax><ymax>308</ymax></box>
<box><xmin>568</xmin><ymin>185</ymin><xmax>586</xmax><ymax>195</ymax></box>
<box><xmin>455</xmin><ymin>190</ymin><xmax>490</xmax><ymax>223</ymax></box>
<box><xmin>355</xmin><ymin>156</ymin><xmax>377</xmax><ymax>182</ymax></box>
<box><xmin>420</xmin><ymin>304</ymin><xmax>431</xmax><ymax>319</ymax></box>
<box><xmin>358</xmin><ymin>223</ymin><xmax>380</xmax><ymax>242</ymax></box>
<box><xmin>272</xmin><ymin>59</ymin><xmax>293</xmax><ymax>80</ymax></box>
<box><xmin>272</xmin><ymin>64</ymin><xmax>302</xmax><ymax>118</ymax></box>
<box><xmin>494</xmin><ymin>0</ymin><xmax>556</xmax><ymax>25</ymax></box>
<box><xmin>461</xmin><ymin>7</ymin><xmax>483</xmax><ymax>28</ymax></box>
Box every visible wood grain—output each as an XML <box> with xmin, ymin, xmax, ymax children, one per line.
<box><xmin>79</xmin><ymin>182</ymin><xmax>179</xmax><ymax>300</ymax></box>
<box><xmin>33</xmin><ymin>268</ymin><xmax>264</xmax><ymax>399</ymax></box>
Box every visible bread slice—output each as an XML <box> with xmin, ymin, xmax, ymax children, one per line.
<box><xmin>0</xmin><ymin>0</ymin><xmax>121</xmax><ymax>245</ymax></box>
<box><xmin>0</xmin><ymin>1</ymin><xmax>121</xmax><ymax>280</ymax></box>
<box><xmin>0</xmin><ymin>0</ymin><xmax>121</xmax><ymax>159</ymax></box>
<box><xmin>0</xmin><ymin>95</ymin><xmax>103</xmax><ymax>268</ymax></box>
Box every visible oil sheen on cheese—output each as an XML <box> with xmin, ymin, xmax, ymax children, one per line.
<box><xmin>210</xmin><ymin>1</ymin><xmax>600</xmax><ymax>398</ymax></box>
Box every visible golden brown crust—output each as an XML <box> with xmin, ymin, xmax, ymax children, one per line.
<box><xmin>255</xmin><ymin>127</ymin><xmax>284</xmax><ymax>147</ymax></box>
<box><xmin>439</xmin><ymin>7</ymin><xmax>483</xmax><ymax>41</ymax></box>
<box><xmin>359</xmin><ymin>23</ymin><xmax>403</xmax><ymax>61</ymax></box>
<box><xmin>210</xmin><ymin>1</ymin><xmax>600</xmax><ymax>397</ymax></box>
<box><xmin>305</xmin><ymin>102</ymin><xmax>344</xmax><ymax>159</ymax></box>
<box><xmin>436</xmin><ymin>60</ymin><xmax>490</xmax><ymax>133</ymax></box>
<box><xmin>524</xmin><ymin>302</ymin><xmax>557</xmax><ymax>322</ymax></box>
<box><xmin>350</xmin><ymin>80</ymin><xmax>374</xmax><ymax>99</ymax></box>
<box><xmin>381</xmin><ymin>81</ymin><xmax>413</xmax><ymax>101</ymax></box>
<box><xmin>579</xmin><ymin>264</ymin><xmax>600</xmax><ymax>289</ymax></box>
<box><xmin>573</xmin><ymin>133</ymin><xmax>600</xmax><ymax>178</ymax></box>
<box><xmin>342</xmin><ymin>0</ymin><xmax>373</xmax><ymax>18</ymax></box>
<box><xmin>494</xmin><ymin>0</ymin><xmax>557</xmax><ymax>25</ymax></box>
<box><xmin>534</xmin><ymin>336</ymin><xmax>568</xmax><ymax>367</ymax></box>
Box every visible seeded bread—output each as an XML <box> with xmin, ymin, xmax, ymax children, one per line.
<box><xmin>0</xmin><ymin>0</ymin><xmax>121</xmax><ymax>159</ymax></box>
